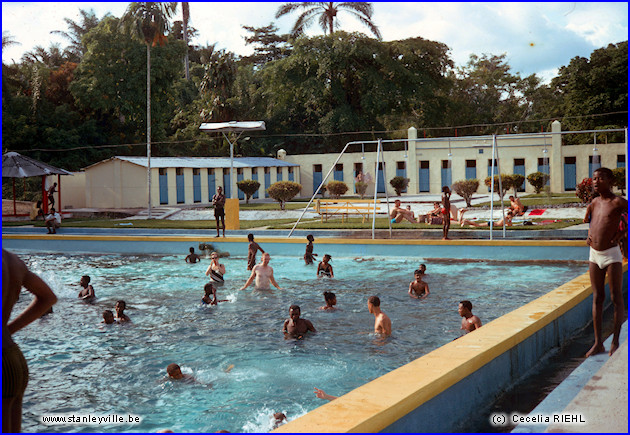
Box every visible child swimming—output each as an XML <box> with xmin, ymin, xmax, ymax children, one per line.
<box><xmin>320</xmin><ymin>291</ymin><xmax>337</xmax><ymax>310</ymax></box>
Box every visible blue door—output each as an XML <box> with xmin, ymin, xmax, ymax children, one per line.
<box><xmin>276</xmin><ymin>168</ymin><xmax>283</xmax><ymax>181</ymax></box>
<box><xmin>208</xmin><ymin>170</ymin><xmax>216</xmax><ymax>201</ymax></box>
<box><xmin>237</xmin><ymin>170</ymin><xmax>244</xmax><ymax>200</ymax></box>
<box><xmin>193</xmin><ymin>170</ymin><xmax>201</xmax><ymax>202</ymax></box>
<box><xmin>419</xmin><ymin>162</ymin><xmax>429</xmax><ymax>192</ymax></box>
<box><xmin>588</xmin><ymin>156</ymin><xmax>601</xmax><ymax>178</ymax></box>
<box><xmin>514</xmin><ymin>160</ymin><xmax>525</xmax><ymax>191</ymax></box>
<box><xmin>564</xmin><ymin>158</ymin><xmax>576</xmax><ymax>191</ymax></box>
<box><xmin>159</xmin><ymin>171</ymin><xmax>168</xmax><ymax>204</ymax></box>
<box><xmin>264</xmin><ymin>170</ymin><xmax>271</xmax><ymax>198</ymax></box>
<box><xmin>538</xmin><ymin>161</ymin><xmax>550</xmax><ymax>186</ymax></box>
<box><xmin>377</xmin><ymin>163</ymin><xmax>386</xmax><ymax>193</ymax></box>
<box><xmin>223</xmin><ymin>170</ymin><xmax>231</xmax><ymax>198</ymax></box>
<box><xmin>176</xmin><ymin>170</ymin><xmax>185</xmax><ymax>203</ymax></box>
<box><xmin>334</xmin><ymin>164</ymin><xmax>343</xmax><ymax>182</ymax></box>
<box><xmin>313</xmin><ymin>166</ymin><xmax>322</xmax><ymax>194</ymax></box>
<box><xmin>252</xmin><ymin>169</ymin><xmax>259</xmax><ymax>199</ymax></box>
<box><xmin>396</xmin><ymin>164</ymin><xmax>407</xmax><ymax>193</ymax></box>
<box><xmin>618</xmin><ymin>155</ymin><xmax>625</xmax><ymax>168</ymax></box>
<box><xmin>441</xmin><ymin>167</ymin><xmax>452</xmax><ymax>189</ymax></box>
<box><xmin>288</xmin><ymin>167</ymin><xmax>294</xmax><ymax>182</ymax></box>
<box><xmin>488</xmin><ymin>160</ymin><xmax>499</xmax><ymax>191</ymax></box>
<box><xmin>465</xmin><ymin>166</ymin><xmax>476</xmax><ymax>180</ymax></box>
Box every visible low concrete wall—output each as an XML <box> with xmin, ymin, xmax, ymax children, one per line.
<box><xmin>272</xmin><ymin>263</ymin><xmax>627</xmax><ymax>433</ymax></box>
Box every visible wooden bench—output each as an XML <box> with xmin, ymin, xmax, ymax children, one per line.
<box><xmin>314</xmin><ymin>199</ymin><xmax>381</xmax><ymax>223</ymax></box>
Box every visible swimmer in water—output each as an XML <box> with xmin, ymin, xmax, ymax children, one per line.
<box><xmin>367</xmin><ymin>296</ymin><xmax>391</xmax><ymax>336</ymax></box>
<box><xmin>272</xmin><ymin>412</ymin><xmax>287</xmax><ymax>429</ymax></box>
<box><xmin>304</xmin><ymin>234</ymin><xmax>317</xmax><ymax>265</ymax></box>
<box><xmin>317</xmin><ymin>254</ymin><xmax>334</xmax><ymax>278</ymax></box>
<box><xmin>246</xmin><ymin>234</ymin><xmax>265</xmax><ymax>271</ymax></box>
<box><xmin>185</xmin><ymin>247</ymin><xmax>200</xmax><ymax>263</ymax></box>
<box><xmin>205</xmin><ymin>252</ymin><xmax>226</xmax><ymax>286</ymax></box>
<box><xmin>313</xmin><ymin>387</ymin><xmax>338</xmax><ymax>401</ymax></box>
<box><xmin>418</xmin><ymin>264</ymin><xmax>426</xmax><ymax>275</ymax></box>
<box><xmin>458</xmin><ymin>300</ymin><xmax>482</xmax><ymax>333</ymax></box>
<box><xmin>408</xmin><ymin>269</ymin><xmax>429</xmax><ymax>299</ymax></box>
<box><xmin>166</xmin><ymin>363</ymin><xmax>195</xmax><ymax>381</ymax></box>
<box><xmin>201</xmin><ymin>283</ymin><xmax>217</xmax><ymax>305</ymax></box>
<box><xmin>115</xmin><ymin>300</ymin><xmax>130</xmax><ymax>323</ymax></box>
<box><xmin>283</xmin><ymin>305</ymin><xmax>316</xmax><ymax>339</ymax></box>
<box><xmin>101</xmin><ymin>310</ymin><xmax>115</xmax><ymax>324</ymax></box>
<box><xmin>240</xmin><ymin>252</ymin><xmax>282</xmax><ymax>290</ymax></box>
<box><xmin>320</xmin><ymin>291</ymin><xmax>337</xmax><ymax>310</ymax></box>
<box><xmin>78</xmin><ymin>275</ymin><xmax>95</xmax><ymax>301</ymax></box>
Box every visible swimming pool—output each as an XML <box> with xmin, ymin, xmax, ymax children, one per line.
<box><xmin>11</xmin><ymin>251</ymin><xmax>586</xmax><ymax>432</ymax></box>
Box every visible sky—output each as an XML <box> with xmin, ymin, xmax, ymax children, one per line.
<box><xmin>2</xmin><ymin>2</ymin><xmax>628</xmax><ymax>83</ymax></box>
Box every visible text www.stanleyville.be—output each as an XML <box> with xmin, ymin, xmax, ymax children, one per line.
<box><xmin>41</xmin><ymin>414</ymin><xmax>142</xmax><ymax>426</ymax></box>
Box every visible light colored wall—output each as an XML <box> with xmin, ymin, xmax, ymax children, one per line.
<box><xmin>46</xmin><ymin>172</ymin><xmax>86</xmax><ymax>209</ymax></box>
<box><xmin>284</xmin><ymin>130</ymin><xmax>626</xmax><ymax>198</ymax></box>
<box><xmin>85</xmin><ymin>160</ymin><xmax>148</xmax><ymax>208</ymax></box>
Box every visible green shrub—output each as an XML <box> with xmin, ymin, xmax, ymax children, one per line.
<box><xmin>389</xmin><ymin>176</ymin><xmax>410</xmax><ymax>196</ymax></box>
<box><xmin>576</xmin><ymin>178</ymin><xmax>595</xmax><ymax>203</ymax></box>
<box><xmin>484</xmin><ymin>174</ymin><xmax>513</xmax><ymax>200</ymax></box>
<box><xmin>326</xmin><ymin>180</ymin><xmax>349</xmax><ymax>198</ymax></box>
<box><xmin>508</xmin><ymin>174</ymin><xmax>525</xmax><ymax>196</ymax></box>
<box><xmin>451</xmin><ymin>179</ymin><xmax>479</xmax><ymax>207</ymax></box>
<box><xmin>267</xmin><ymin>181</ymin><xmax>302</xmax><ymax>210</ymax></box>
<box><xmin>355</xmin><ymin>181</ymin><xmax>368</xmax><ymax>199</ymax></box>
<box><xmin>527</xmin><ymin>171</ymin><xmax>550</xmax><ymax>194</ymax></box>
<box><xmin>236</xmin><ymin>179</ymin><xmax>261</xmax><ymax>204</ymax></box>
<box><xmin>613</xmin><ymin>167</ymin><xmax>626</xmax><ymax>195</ymax></box>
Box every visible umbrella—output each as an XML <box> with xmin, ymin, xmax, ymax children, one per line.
<box><xmin>199</xmin><ymin>121</ymin><xmax>266</xmax><ymax>198</ymax></box>
<box><xmin>2</xmin><ymin>152</ymin><xmax>73</xmax><ymax>178</ymax></box>
<box><xmin>2</xmin><ymin>152</ymin><xmax>73</xmax><ymax>216</ymax></box>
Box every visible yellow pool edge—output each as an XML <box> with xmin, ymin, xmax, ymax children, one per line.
<box><xmin>273</xmin><ymin>261</ymin><xmax>627</xmax><ymax>433</ymax></box>
<box><xmin>1</xmin><ymin>234</ymin><xmax>585</xmax><ymax>247</ymax></box>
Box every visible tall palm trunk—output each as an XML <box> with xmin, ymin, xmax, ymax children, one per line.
<box><xmin>147</xmin><ymin>44</ymin><xmax>152</xmax><ymax>218</ymax></box>
<box><xmin>182</xmin><ymin>2</ymin><xmax>190</xmax><ymax>80</ymax></box>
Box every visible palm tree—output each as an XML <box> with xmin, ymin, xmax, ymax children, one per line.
<box><xmin>51</xmin><ymin>8</ymin><xmax>104</xmax><ymax>61</ymax></box>
<box><xmin>121</xmin><ymin>2</ymin><xmax>177</xmax><ymax>218</ymax></box>
<box><xmin>182</xmin><ymin>2</ymin><xmax>190</xmax><ymax>80</ymax></box>
<box><xmin>275</xmin><ymin>2</ymin><xmax>381</xmax><ymax>39</ymax></box>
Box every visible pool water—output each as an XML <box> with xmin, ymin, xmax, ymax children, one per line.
<box><xmin>12</xmin><ymin>252</ymin><xmax>586</xmax><ymax>433</ymax></box>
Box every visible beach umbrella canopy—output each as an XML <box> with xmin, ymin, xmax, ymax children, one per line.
<box><xmin>2</xmin><ymin>152</ymin><xmax>73</xmax><ymax>178</ymax></box>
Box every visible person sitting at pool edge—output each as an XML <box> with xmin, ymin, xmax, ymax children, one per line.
<box><xmin>367</xmin><ymin>296</ymin><xmax>392</xmax><ymax>336</ymax></box>
<box><xmin>408</xmin><ymin>269</ymin><xmax>429</xmax><ymax>299</ymax></box>
<box><xmin>45</xmin><ymin>207</ymin><xmax>61</xmax><ymax>234</ymax></box>
<box><xmin>389</xmin><ymin>199</ymin><xmax>416</xmax><ymax>223</ymax></box>
<box><xmin>185</xmin><ymin>247</ymin><xmax>200</xmax><ymax>264</ymax></box>
<box><xmin>459</xmin><ymin>300</ymin><xmax>482</xmax><ymax>333</ymax></box>
<box><xmin>320</xmin><ymin>291</ymin><xmax>337</xmax><ymax>310</ymax></box>
<box><xmin>283</xmin><ymin>305</ymin><xmax>316</xmax><ymax>339</ymax></box>
<box><xmin>317</xmin><ymin>254</ymin><xmax>334</xmax><ymax>278</ymax></box>
<box><xmin>115</xmin><ymin>300</ymin><xmax>130</xmax><ymax>323</ymax></box>
<box><xmin>240</xmin><ymin>252</ymin><xmax>281</xmax><ymax>290</ymax></box>
<box><xmin>202</xmin><ymin>283</ymin><xmax>217</xmax><ymax>305</ymax></box>
<box><xmin>101</xmin><ymin>310</ymin><xmax>115</xmax><ymax>324</ymax></box>
<box><xmin>78</xmin><ymin>275</ymin><xmax>95</xmax><ymax>301</ymax></box>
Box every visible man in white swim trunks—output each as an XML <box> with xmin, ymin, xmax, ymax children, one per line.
<box><xmin>239</xmin><ymin>252</ymin><xmax>282</xmax><ymax>290</ymax></box>
<box><xmin>584</xmin><ymin>167</ymin><xmax>627</xmax><ymax>357</ymax></box>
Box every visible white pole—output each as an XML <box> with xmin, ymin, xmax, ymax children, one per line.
<box><xmin>147</xmin><ymin>45</ymin><xmax>152</xmax><ymax>219</ymax></box>
<box><xmin>495</xmin><ymin>138</ymin><xmax>506</xmax><ymax>238</ymax></box>
<box><xmin>288</xmin><ymin>141</ymin><xmax>355</xmax><ymax>237</ymax></box>
<box><xmin>380</xmin><ymin>138</ymin><xmax>392</xmax><ymax>238</ymax></box>
<box><xmin>489</xmin><ymin>135</ymin><xmax>496</xmax><ymax>240</ymax></box>
<box><xmin>372</xmin><ymin>141</ymin><xmax>381</xmax><ymax>239</ymax></box>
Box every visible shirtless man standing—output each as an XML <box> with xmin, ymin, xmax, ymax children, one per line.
<box><xmin>458</xmin><ymin>300</ymin><xmax>482</xmax><ymax>333</ymax></box>
<box><xmin>367</xmin><ymin>296</ymin><xmax>392</xmax><ymax>336</ymax></box>
<box><xmin>389</xmin><ymin>200</ymin><xmax>416</xmax><ymax>223</ymax></box>
<box><xmin>239</xmin><ymin>252</ymin><xmax>282</xmax><ymax>290</ymax></box>
<box><xmin>442</xmin><ymin>186</ymin><xmax>451</xmax><ymax>240</ymax></box>
<box><xmin>408</xmin><ymin>270</ymin><xmax>430</xmax><ymax>299</ymax></box>
<box><xmin>283</xmin><ymin>305</ymin><xmax>316</xmax><ymax>339</ymax></box>
<box><xmin>584</xmin><ymin>167</ymin><xmax>627</xmax><ymax>357</ymax></box>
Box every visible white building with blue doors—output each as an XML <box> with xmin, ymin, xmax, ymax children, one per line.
<box><xmin>75</xmin><ymin>156</ymin><xmax>299</xmax><ymax>208</ymax></box>
<box><xmin>283</xmin><ymin>121</ymin><xmax>626</xmax><ymax>198</ymax></box>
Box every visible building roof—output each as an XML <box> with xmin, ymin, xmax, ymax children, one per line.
<box><xmin>84</xmin><ymin>156</ymin><xmax>299</xmax><ymax>170</ymax></box>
